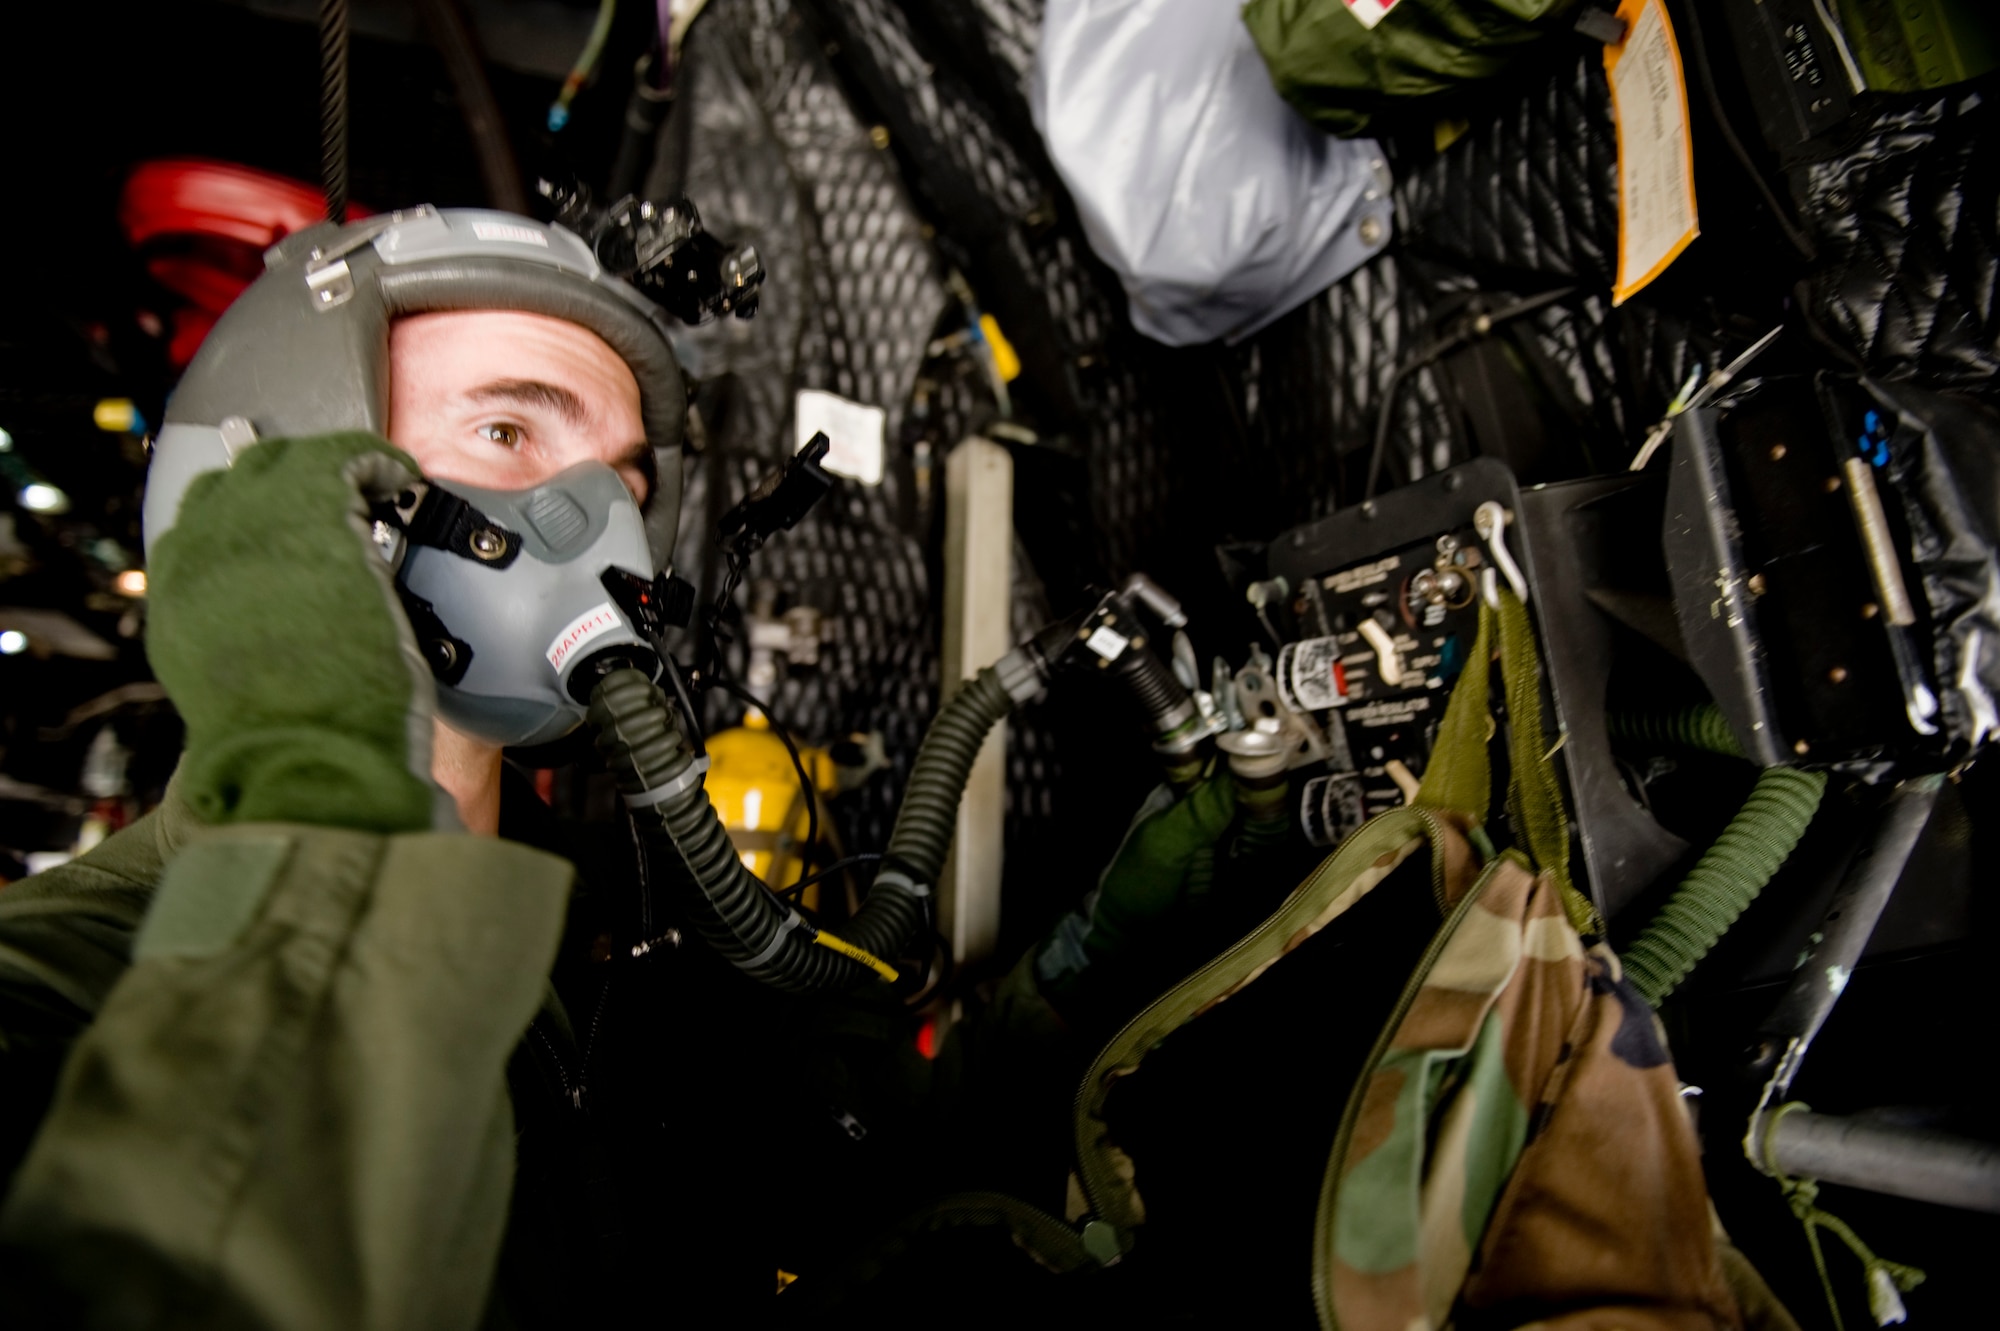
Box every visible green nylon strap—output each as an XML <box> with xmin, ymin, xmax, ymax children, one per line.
<box><xmin>1496</xmin><ymin>590</ymin><xmax>1593</xmax><ymax>933</ymax></box>
<box><xmin>1072</xmin><ymin>808</ymin><xmax>1444</xmax><ymax>1239</ymax></box>
<box><xmin>1414</xmin><ymin>589</ymin><xmax>1598</xmax><ymax>934</ymax></box>
<box><xmin>1415</xmin><ymin>597</ymin><xmax>1494</xmax><ymax>823</ymax></box>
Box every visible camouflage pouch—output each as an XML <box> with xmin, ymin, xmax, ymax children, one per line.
<box><xmin>1067</xmin><ymin>589</ymin><xmax>1741</xmax><ymax>1329</ymax></box>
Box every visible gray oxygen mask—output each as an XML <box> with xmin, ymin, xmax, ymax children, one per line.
<box><xmin>379</xmin><ymin>459</ymin><xmax>692</xmax><ymax>748</ymax></box>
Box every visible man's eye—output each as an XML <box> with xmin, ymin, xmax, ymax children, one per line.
<box><xmin>477</xmin><ymin>422</ymin><xmax>523</xmax><ymax>447</ymax></box>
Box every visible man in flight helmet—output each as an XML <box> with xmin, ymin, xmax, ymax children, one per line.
<box><xmin>0</xmin><ymin>204</ymin><xmax>786</xmax><ymax>1326</ymax></box>
<box><xmin>141</xmin><ymin>204</ymin><xmax>705</xmax><ymax>822</ymax></box>
<box><xmin>0</xmin><ymin>196</ymin><xmax>1343</xmax><ymax>1331</ymax></box>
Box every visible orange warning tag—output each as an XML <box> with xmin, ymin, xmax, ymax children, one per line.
<box><xmin>1604</xmin><ymin>0</ymin><xmax>1699</xmax><ymax>305</ymax></box>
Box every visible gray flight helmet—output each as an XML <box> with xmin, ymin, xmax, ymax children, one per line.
<box><xmin>143</xmin><ymin>206</ymin><xmax>690</xmax><ymax>747</ymax></box>
<box><xmin>143</xmin><ymin>205</ymin><xmax>686</xmax><ymax>561</ymax></box>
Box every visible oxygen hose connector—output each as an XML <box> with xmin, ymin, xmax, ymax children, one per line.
<box><xmin>1045</xmin><ymin>575</ymin><xmax>1213</xmax><ymax>790</ymax></box>
<box><xmin>1219</xmin><ymin>719</ymin><xmax>1292</xmax><ymax>829</ymax></box>
<box><xmin>588</xmin><ymin>641</ymin><xmax>1050</xmax><ymax>993</ymax></box>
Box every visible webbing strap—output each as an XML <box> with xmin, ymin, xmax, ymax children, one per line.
<box><xmin>1416</xmin><ymin>598</ymin><xmax>1494</xmax><ymax>822</ymax></box>
<box><xmin>1497</xmin><ymin>591</ymin><xmax>1593</xmax><ymax>932</ymax></box>
<box><xmin>1415</xmin><ymin>588</ymin><xmax>1598</xmax><ymax>933</ymax></box>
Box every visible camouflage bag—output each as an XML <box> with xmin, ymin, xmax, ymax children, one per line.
<box><xmin>1065</xmin><ymin>588</ymin><xmax>1743</xmax><ymax>1329</ymax></box>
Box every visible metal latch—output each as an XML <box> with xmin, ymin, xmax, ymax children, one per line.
<box><xmin>302</xmin><ymin>208</ymin><xmax>428</xmax><ymax>311</ymax></box>
<box><xmin>1473</xmin><ymin>501</ymin><xmax>1529</xmax><ymax>608</ymax></box>
<box><xmin>305</xmin><ymin>259</ymin><xmax>354</xmax><ymax>309</ymax></box>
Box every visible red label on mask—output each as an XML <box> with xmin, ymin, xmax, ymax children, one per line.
<box><xmin>546</xmin><ymin>602</ymin><xmax>623</xmax><ymax>673</ymax></box>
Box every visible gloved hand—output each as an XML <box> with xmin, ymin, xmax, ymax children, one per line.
<box><xmin>146</xmin><ymin>433</ymin><xmax>442</xmax><ymax>832</ymax></box>
<box><xmin>1035</xmin><ymin>776</ymin><xmax>1238</xmax><ymax>1010</ymax></box>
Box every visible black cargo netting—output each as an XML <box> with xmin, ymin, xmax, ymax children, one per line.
<box><xmin>1316</xmin><ymin>253</ymin><xmax>1455</xmax><ymax>493</ymax></box>
<box><xmin>967</xmin><ymin>0</ymin><xmax>1041</xmax><ymax>88</ymax></box>
<box><xmin>659</xmin><ymin>0</ymin><xmax>1085</xmax><ymax>862</ymax></box>
<box><xmin>659</xmin><ymin>0</ymin><xmax>945</xmax><ymax>855</ymax></box>
<box><xmin>837</xmin><ymin>0</ymin><xmax>1043</xmax><ymax>219</ymax></box>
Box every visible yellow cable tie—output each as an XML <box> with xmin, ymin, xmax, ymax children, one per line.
<box><xmin>810</xmin><ymin>929</ymin><xmax>900</xmax><ymax>983</ymax></box>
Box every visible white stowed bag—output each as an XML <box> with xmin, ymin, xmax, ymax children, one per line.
<box><xmin>1030</xmin><ymin>0</ymin><xmax>1394</xmax><ymax>347</ymax></box>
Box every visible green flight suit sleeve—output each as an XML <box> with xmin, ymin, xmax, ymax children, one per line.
<box><xmin>0</xmin><ymin>820</ymin><xmax>573</xmax><ymax>1331</ymax></box>
<box><xmin>0</xmin><ymin>782</ymin><xmax>198</xmax><ymax>1193</ymax></box>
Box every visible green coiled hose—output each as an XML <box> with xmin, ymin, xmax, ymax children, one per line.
<box><xmin>1608</xmin><ymin>705</ymin><xmax>1744</xmax><ymax>759</ymax></box>
<box><xmin>1612</xmin><ymin>706</ymin><xmax>1827</xmax><ymax>1007</ymax></box>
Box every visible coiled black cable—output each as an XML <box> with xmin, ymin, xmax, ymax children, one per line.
<box><xmin>317</xmin><ymin>0</ymin><xmax>350</xmax><ymax>224</ymax></box>
<box><xmin>1111</xmin><ymin>644</ymin><xmax>1206</xmax><ymax>789</ymax></box>
<box><xmin>775</xmin><ymin>853</ymin><xmax>881</xmax><ymax>904</ymax></box>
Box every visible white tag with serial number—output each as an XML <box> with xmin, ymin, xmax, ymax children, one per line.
<box><xmin>1085</xmin><ymin>626</ymin><xmax>1130</xmax><ymax>661</ymax></box>
<box><xmin>795</xmin><ymin>389</ymin><xmax>886</xmax><ymax>486</ymax></box>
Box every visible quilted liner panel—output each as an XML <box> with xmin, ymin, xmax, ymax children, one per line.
<box><xmin>1394</xmin><ymin>50</ymin><xmax>1621</xmax><ymax>289</ymax></box>
<box><xmin>1794</xmin><ymin>79</ymin><xmax>1999</xmax><ymax>390</ymax></box>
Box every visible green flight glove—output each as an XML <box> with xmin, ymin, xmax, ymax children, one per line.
<box><xmin>146</xmin><ymin>432</ymin><xmax>442</xmax><ymax>833</ymax></box>
<box><xmin>1035</xmin><ymin>776</ymin><xmax>1238</xmax><ymax>1003</ymax></box>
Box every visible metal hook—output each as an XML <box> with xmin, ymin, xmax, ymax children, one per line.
<box><xmin>1473</xmin><ymin>502</ymin><xmax>1528</xmax><ymax>606</ymax></box>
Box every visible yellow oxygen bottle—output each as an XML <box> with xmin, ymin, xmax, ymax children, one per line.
<box><xmin>701</xmin><ymin>715</ymin><xmax>837</xmax><ymax>908</ymax></box>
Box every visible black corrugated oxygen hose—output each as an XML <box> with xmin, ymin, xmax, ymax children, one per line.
<box><xmin>1112</xmin><ymin>642</ymin><xmax>1206</xmax><ymax>790</ymax></box>
<box><xmin>590</xmin><ymin>663</ymin><xmax>1026</xmax><ymax>992</ymax></box>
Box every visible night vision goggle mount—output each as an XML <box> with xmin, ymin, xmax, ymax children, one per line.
<box><xmin>538</xmin><ymin>178</ymin><xmax>763</xmax><ymax>325</ymax></box>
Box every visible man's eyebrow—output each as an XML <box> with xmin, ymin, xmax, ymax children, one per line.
<box><xmin>465</xmin><ymin>379</ymin><xmax>592</xmax><ymax>428</ymax></box>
